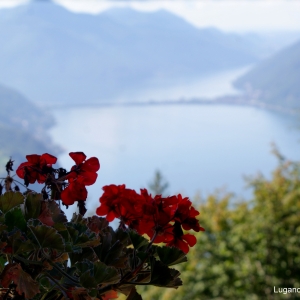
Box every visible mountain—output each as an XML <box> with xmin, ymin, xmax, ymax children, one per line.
<box><xmin>0</xmin><ymin>1</ymin><xmax>265</xmax><ymax>105</ymax></box>
<box><xmin>234</xmin><ymin>39</ymin><xmax>300</xmax><ymax>109</ymax></box>
<box><xmin>0</xmin><ymin>83</ymin><xmax>59</xmax><ymax>170</ymax></box>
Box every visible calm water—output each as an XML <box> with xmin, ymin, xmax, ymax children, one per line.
<box><xmin>49</xmin><ymin>103</ymin><xmax>299</xmax><ymax>216</ymax></box>
<box><xmin>111</xmin><ymin>67</ymin><xmax>248</xmax><ymax>103</ymax></box>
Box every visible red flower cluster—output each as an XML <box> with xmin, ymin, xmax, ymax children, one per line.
<box><xmin>16</xmin><ymin>153</ymin><xmax>202</xmax><ymax>252</ymax></box>
<box><xmin>61</xmin><ymin>152</ymin><xmax>100</xmax><ymax>205</ymax></box>
<box><xmin>16</xmin><ymin>153</ymin><xmax>57</xmax><ymax>185</ymax></box>
<box><xmin>16</xmin><ymin>152</ymin><xmax>100</xmax><ymax>207</ymax></box>
<box><xmin>96</xmin><ymin>185</ymin><xmax>204</xmax><ymax>253</ymax></box>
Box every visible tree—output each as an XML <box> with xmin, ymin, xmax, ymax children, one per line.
<box><xmin>148</xmin><ymin>170</ymin><xmax>169</xmax><ymax>196</ymax></box>
<box><xmin>140</xmin><ymin>158</ymin><xmax>300</xmax><ymax>299</ymax></box>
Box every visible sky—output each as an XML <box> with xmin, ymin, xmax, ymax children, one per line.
<box><xmin>0</xmin><ymin>0</ymin><xmax>300</xmax><ymax>32</ymax></box>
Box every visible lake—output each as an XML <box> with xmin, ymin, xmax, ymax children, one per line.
<box><xmin>48</xmin><ymin>69</ymin><xmax>300</xmax><ymax>216</ymax></box>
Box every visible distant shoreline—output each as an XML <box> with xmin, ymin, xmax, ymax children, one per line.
<box><xmin>46</xmin><ymin>94</ymin><xmax>299</xmax><ymax>116</ymax></box>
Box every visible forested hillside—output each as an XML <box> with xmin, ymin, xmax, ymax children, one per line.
<box><xmin>0</xmin><ymin>83</ymin><xmax>59</xmax><ymax>171</ymax></box>
<box><xmin>0</xmin><ymin>2</ymin><xmax>267</xmax><ymax>105</ymax></box>
<box><xmin>234</xmin><ymin>39</ymin><xmax>300</xmax><ymax>109</ymax></box>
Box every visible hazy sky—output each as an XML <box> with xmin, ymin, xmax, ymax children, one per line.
<box><xmin>1</xmin><ymin>0</ymin><xmax>300</xmax><ymax>32</ymax></box>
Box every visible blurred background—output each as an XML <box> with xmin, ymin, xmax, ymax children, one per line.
<box><xmin>0</xmin><ymin>1</ymin><xmax>300</xmax><ymax>297</ymax></box>
<box><xmin>1</xmin><ymin>0</ymin><xmax>300</xmax><ymax>206</ymax></box>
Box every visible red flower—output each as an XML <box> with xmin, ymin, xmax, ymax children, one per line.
<box><xmin>59</xmin><ymin>152</ymin><xmax>100</xmax><ymax>206</ymax></box>
<box><xmin>96</xmin><ymin>186</ymin><xmax>202</xmax><ymax>253</ymax></box>
<box><xmin>166</xmin><ymin>233</ymin><xmax>197</xmax><ymax>254</ymax></box>
<box><xmin>61</xmin><ymin>179</ymin><xmax>88</xmax><ymax>205</ymax></box>
<box><xmin>136</xmin><ymin>190</ymin><xmax>178</xmax><ymax>240</ymax></box>
<box><xmin>174</xmin><ymin>194</ymin><xmax>204</xmax><ymax>232</ymax></box>
<box><xmin>96</xmin><ymin>185</ymin><xmax>144</xmax><ymax>223</ymax></box>
<box><xmin>165</xmin><ymin>221</ymin><xmax>197</xmax><ymax>253</ymax></box>
<box><xmin>16</xmin><ymin>153</ymin><xmax>57</xmax><ymax>184</ymax></box>
<box><xmin>67</xmin><ymin>152</ymin><xmax>100</xmax><ymax>185</ymax></box>
<box><xmin>96</xmin><ymin>184</ymin><xmax>126</xmax><ymax>222</ymax></box>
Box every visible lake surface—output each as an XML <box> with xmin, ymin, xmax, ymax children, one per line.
<box><xmin>49</xmin><ymin>102</ymin><xmax>300</xmax><ymax>217</ymax></box>
<box><xmin>112</xmin><ymin>67</ymin><xmax>249</xmax><ymax>103</ymax></box>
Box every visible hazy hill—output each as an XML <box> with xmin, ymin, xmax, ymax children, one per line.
<box><xmin>234</xmin><ymin>39</ymin><xmax>300</xmax><ymax>109</ymax></box>
<box><xmin>0</xmin><ymin>1</ymin><xmax>265</xmax><ymax>105</ymax></box>
<box><xmin>0</xmin><ymin>83</ymin><xmax>59</xmax><ymax>169</ymax></box>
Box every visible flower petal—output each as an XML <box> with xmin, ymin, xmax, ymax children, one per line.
<box><xmin>183</xmin><ymin>234</ymin><xmax>197</xmax><ymax>247</ymax></box>
<box><xmin>79</xmin><ymin>171</ymin><xmax>98</xmax><ymax>186</ymax></box>
<box><xmin>41</xmin><ymin>153</ymin><xmax>57</xmax><ymax>165</ymax></box>
<box><xmin>26</xmin><ymin>154</ymin><xmax>41</xmax><ymax>164</ymax></box>
<box><xmin>60</xmin><ymin>188</ymin><xmax>75</xmax><ymax>205</ymax></box>
<box><xmin>82</xmin><ymin>157</ymin><xmax>100</xmax><ymax>172</ymax></box>
<box><xmin>69</xmin><ymin>152</ymin><xmax>86</xmax><ymax>165</ymax></box>
<box><xmin>16</xmin><ymin>162</ymin><xmax>30</xmax><ymax>179</ymax></box>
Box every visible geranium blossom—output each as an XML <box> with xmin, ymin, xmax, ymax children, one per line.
<box><xmin>174</xmin><ymin>194</ymin><xmax>205</xmax><ymax>232</ymax></box>
<box><xmin>60</xmin><ymin>178</ymin><xmax>88</xmax><ymax>205</ymax></box>
<box><xmin>16</xmin><ymin>153</ymin><xmax>57</xmax><ymax>185</ymax></box>
<box><xmin>60</xmin><ymin>152</ymin><xmax>100</xmax><ymax>205</ymax></box>
<box><xmin>165</xmin><ymin>221</ymin><xmax>198</xmax><ymax>253</ymax></box>
<box><xmin>96</xmin><ymin>184</ymin><xmax>144</xmax><ymax>223</ymax></box>
<box><xmin>67</xmin><ymin>152</ymin><xmax>100</xmax><ymax>185</ymax></box>
<box><xmin>16</xmin><ymin>151</ymin><xmax>203</xmax><ymax>254</ymax></box>
<box><xmin>167</xmin><ymin>233</ymin><xmax>197</xmax><ymax>254</ymax></box>
<box><xmin>96</xmin><ymin>186</ymin><xmax>203</xmax><ymax>253</ymax></box>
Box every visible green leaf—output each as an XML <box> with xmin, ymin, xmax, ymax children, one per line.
<box><xmin>136</xmin><ymin>252</ymin><xmax>149</xmax><ymax>261</ymax></box>
<box><xmin>114</xmin><ymin>228</ymin><xmax>130</xmax><ymax>246</ymax></box>
<box><xmin>76</xmin><ymin>259</ymin><xmax>94</xmax><ymax>274</ymax></box>
<box><xmin>76</xmin><ymin>260</ymin><xmax>97</xmax><ymax>288</ymax></box>
<box><xmin>65</xmin><ymin>225</ymin><xmax>100</xmax><ymax>252</ymax></box>
<box><xmin>75</xmin><ymin>232</ymin><xmax>100</xmax><ymax>248</ymax></box>
<box><xmin>149</xmin><ymin>258</ymin><xmax>182</xmax><ymax>288</ymax></box>
<box><xmin>5</xmin><ymin>207</ymin><xmax>27</xmax><ymax>232</ymax></box>
<box><xmin>47</xmin><ymin>200</ymin><xmax>67</xmax><ymax>223</ymax></box>
<box><xmin>0</xmin><ymin>191</ymin><xmax>24</xmax><ymax>214</ymax></box>
<box><xmin>24</xmin><ymin>193</ymin><xmax>42</xmax><ymax>220</ymax></box>
<box><xmin>79</xmin><ymin>271</ymin><xmax>97</xmax><ymax>288</ymax></box>
<box><xmin>53</xmin><ymin>222</ymin><xmax>67</xmax><ymax>232</ymax></box>
<box><xmin>77</xmin><ymin>260</ymin><xmax>121</xmax><ymax>287</ymax></box>
<box><xmin>37</xmin><ymin>200</ymin><xmax>67</xmax><ymax>227</ymax></box>
<box><xmin>8</xmin><ymin>231</ymin><xmax>35</xmax><ymax>255</ymax></box>
<box><xmin>28</xmin><ymin>219</ymin><xmax>42</xmax><ymax>227</ymax></box>
<box><xmin>128</xmin><ymin>230</ymin><xmax>149</xmax><ymax>250</ymax></box>
<box><xmin>93</xmin><ymin>231</ymin><xmax>128</xmax><ymax>268</ymax></box>
<box><xmin>53</xmin><ymin>223</ymin><xmax>71</xmax><ymax>251</ymax></box>
<box><xmin>71</xmin><ymin>212</ymin><xmax>86</xmax><ymax>223</ymax></box>
<box><xmin>58</xmin><ymin>266</ymin><xmax>78</xmax><ymax>287</ymax></box>
<box><xmin>156</xmin><ymin>246</ymin><xmax>187</xmax><ymax>266</ymax></box>
<box><xmin>93</xmin><ymin>232</ymin><xmax>112</xmax><ymax>262</ymax></box>
<box><xmin>65</xmin><ymin>225</ymin><xmax>79</xmax><ymax>241</ymax></box>
<box><xmin>61</xmin><ymin>226</ymin><xmax>79</xmax><ymax>253</ymax></box>
<box><xmin>69</xmin><ymin>247</ymin><xmax>95</xmax><ymax>266</ymax></box>
<box><xmin>87</xmin><ymin>215</ymin><xmax>109</xmax><ymax>234</ymax></box>
<box><xmin>28</xmin><ymin>223</ymin><xmax>65</xmax><ymax>251</ymax></box>
<box><xmin>104</xmin><ymin>240</ymin><xmax>128</xmax><ymax>268</ymax></box>
<box><xmin>67</xmin><ymin>217</ymin><xmax>99</xmax><ymax>249</ymax></box>
<box><xmin>93</xmin><ymin>261</ymin><xmax>121</xmax><ymax>285</ymax></box>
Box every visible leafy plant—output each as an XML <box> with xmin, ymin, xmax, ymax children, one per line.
<box><xmin>139</xmin><ymin>157</ymin><xmax>300</xmax><ymax>300</ymax></box>
<box><xmin>0</xmin><ymin>152</ymin><xmax>203</xmax><ymax>299</ymax></box>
